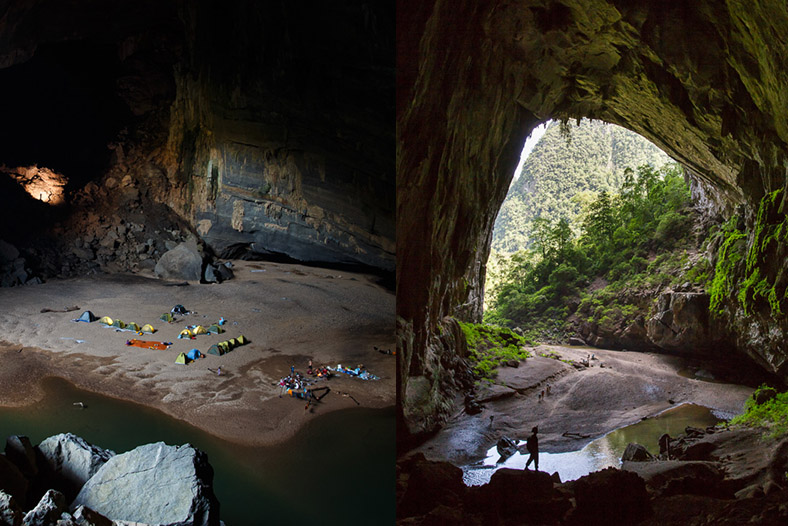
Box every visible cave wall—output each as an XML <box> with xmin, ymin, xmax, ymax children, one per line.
<box><xmin>398</xmin><ymin>0</ymin><xmax>788</xmax><ymax>437</ymax></box>
<box><xmin>0</xmin><ymin>0</ymin><xmax>394</xmax><ymax>274</ymax></box>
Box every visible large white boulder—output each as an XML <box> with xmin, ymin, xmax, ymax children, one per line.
<box><xmin>72</xmin><ymin>443</ymin><xmax>219</xmax><ymax>526</ymax></box>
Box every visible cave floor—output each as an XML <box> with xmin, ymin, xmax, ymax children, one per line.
<box><xmin>0</xmin><ymin>260</ymin><xmax>395</xmax><ymax>446</ymax></box>
<box><xmin>411</xmin><ymin>344</ymin><xmax>753</xmax><ymax>465</ymax></box>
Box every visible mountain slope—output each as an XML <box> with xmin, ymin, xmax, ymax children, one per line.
<box><xmin>492</xmin><ymin>119</ymin><xmax>673</xmax><ymax>254</ymax></box>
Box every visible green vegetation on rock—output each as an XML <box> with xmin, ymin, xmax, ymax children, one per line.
<box><xmin>731</xmin><ymin>384</ymin><xmax>788</xmax><ymax>438</ymax></box>
<box><xmin>486</xmin><ymin>162</ymin><xmax>695</xmax><ymax>340</ymax></box>
<box><xmin>492</xmin><ymin>119</ymin><xmax>673</xmax><ymax>255</ymax></box>
<box><xmin>458</xmin><ymin>321</ymin><xmax>532</xmax><ymax>382</ymax></box>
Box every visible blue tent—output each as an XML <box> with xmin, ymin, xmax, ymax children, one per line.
<box><xmin>186</xmin><ymin>348</ymin><xmax>202</xmax><ymax>361</ymax></box>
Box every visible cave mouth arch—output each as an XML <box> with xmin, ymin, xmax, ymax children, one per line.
<box><xmin>397</xmin><ymin>0</ymin><xmax>788</xmax><ymax>442</ymax></box>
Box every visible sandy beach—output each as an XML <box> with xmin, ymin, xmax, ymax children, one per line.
<box><xmin>411</xmin><ymin>344</ymin><xmax>754</xmax><ymax>465</ymax></box>
<box><xmin>0</xmin><ymin>261</ymin><xmax>395</xmax><ymax>446</ymax></box>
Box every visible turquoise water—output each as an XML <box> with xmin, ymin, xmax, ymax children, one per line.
<box><xmin>0</xmin><ymin>377</ymin><xmax>394</xmax><ymax>525</ymax></box>
<box><xmin>463</xmin><ymin>403</ymin><xmax>723</xmax><ymax>485</ymax></box>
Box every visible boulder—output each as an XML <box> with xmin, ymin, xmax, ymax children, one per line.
<box><xmin>568</xmin><ymin>336</ymin><xmax>586</xmax><ymax>346</ymax></box>
<box><xmin>623</xmin><ymin>460</ymin><xmax>730</xmax><ymax>499</ymax></box>
<box><xmin>154</xmin><ymin>241</ymin><xmax>203</xmax><ymax>281</ymax></box>
<box><xmin>621</xmin><ymin>443</ymin><xmax>654</xmax><ymax>462</ymax></box>
<box><xmin>72</xmin><ymin>442</ymin><xmax>220</xmax><ymax>526</ymax></box>
<box><xmin>203</xmin><ymin>264</ymin><xmax>218</xmax><ymax>283</ymax></box>
<box><xmin>0</xmin><ymin>490</ymin><xmax>22</xmax><ymax>526</ymax></box>
<box><xmin>35</xmin><ymin>434</ymin><xmax>114</xmax><ymax>500</ymax></box>
<box><xmin>22</xmin><ymin>489</ymin><xmax>65</xmax><ymax>526</ymax></box>
<box><xmin>467</xmin><ymin>468</ymin><xmax>570</xmax><ymax>523</ymax></box>
<box><xmin>0</xmin><ymin>455</ymin><xmax>28</xmax><ymax>507</ymax></box>
<box><xmin>5</xmin><ymin>436</ymin><xmax>38</xmax><ymax>479</ymax></box>
<box><xmin>215</xmin><ymin>263</ymin><xmax>233</xmax><ymax>281</ymax></box>
<box><xmin>397</xmin><ymin>453</ymin><xmax>466</xmax><ymax>519</ymax></box>
<box><xmin>568</xmin><ymin>467</ymin><xmax>651</xmax><ymax>525</ymax></box>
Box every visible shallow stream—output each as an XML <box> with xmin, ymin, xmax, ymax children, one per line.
<box><xmin>0</xmin><ymin>377</ymin><xmax>394</xmax><ymax>525</ymax></box>
<box><xmin>463</xmin><ymin>403</ymin><xmax>725</xmax><ymax>486</ymax></box>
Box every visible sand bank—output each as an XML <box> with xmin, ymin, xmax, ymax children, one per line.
<box><xmin>0</xmin><ymin>261</ymin><xmax>395</xmax><ymax>446</ymax></box>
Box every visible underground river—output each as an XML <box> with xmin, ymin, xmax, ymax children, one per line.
<box><xmin>0</xmin><ymin>376</ymin><xmax>394</xmax><ymax>525</ymax></box>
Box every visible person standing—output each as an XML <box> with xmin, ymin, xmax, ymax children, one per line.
<box><xmin>525</xmin><ymin>426</ymin><xmax>539</xmax><ymax>471</ymax></box>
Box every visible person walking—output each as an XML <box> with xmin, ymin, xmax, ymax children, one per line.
<box><xmin>525</xmin><ymin>426</ymin><xmax>539</xmax><ymax>471</ymax></box>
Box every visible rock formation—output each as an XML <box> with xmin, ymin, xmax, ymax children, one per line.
<box><xmin>73</xmin><ymin>442</ymin><xmax>219</xmax><ymax>526</ymax></box>
<box><xmin>0</xmin><ymin>434</ymin><xmax>220</xmax><ymax>525</ymax></box>
<box><xmin>398</xmin><ymin>0</ymin><xmax>788</xmax><ymax>439</ymax></box>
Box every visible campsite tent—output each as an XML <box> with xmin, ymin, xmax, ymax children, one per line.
<box><xmin>192</xmin><ymin>325</ymin><xmax>208</xmax><ymax>335</ymax></box>
<box><xmin>178</xmin><ymin>329</ymin><xmax>194</xmax><ymax>339</ymax></box>
<box><xmin>207</xmin><ymin>344</ymin><xmax>223</xmax><ymax>356</ymax></box>
<box><xmin>110</xmin><ymin>319</ymin><xmax>127</xmax><ymax>329</ymax></box>
<box><xmin>207</xmin><ymin>324</ymin><xmax>224</xmax><ymax>334</ymax></box>
<box><xmin>141</xmin><ymin>324</ymin><xmax>156</xmax><ymax>334</ymax></box>
<box><xmin>160</xmin><ymin>313</ymin><xmax>174</xmax><ymax>323</ymax></box>
<box><xmin>175</xmin><ymin>352</ymin><xmax>187</xmax><ymax>364</ymax></box>
<box><xmin>186</xmin><ymin>349</ymin><xmax>202</xmax><ymax>361</ymax></box>
<box><xmin>236</xmin><ymin>334</ymin><xmax>248</xmax><ymax>345</ymax></box>
<box><xmin>126</xmin><ymin>322</ymin><xmax>141</xmax><ymax>332</ymax></box>
<box><xmin>99</xmin><ymin>316</ymin><xmax>113</xmax><ymax>325</ymax></box>
<box><xmin>75</xmin><ymin>311</ymin><xmax>98</xmax><ymax>323</ymax></box>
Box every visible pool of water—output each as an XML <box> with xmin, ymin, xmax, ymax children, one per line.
<box><xmin>0</xmin><ymin>377</ymin><xmax>394</xmax><ymax>525</ymax></box>
<box><xmin>463</xmin><ymin>403</ymin><xmax>724</xmax><ymax>486</ymax></box>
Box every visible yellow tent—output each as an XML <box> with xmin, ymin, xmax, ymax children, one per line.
<box><xmin>236</xmin><ymin>334</ymin><xmax>248</xmax><ymax>345</ymax></box>
<box><xmin>99</xmin><ymin>316</ymin><xmax>113</xmax><ymax>325</ymax></box>
<box><xmin>192</xmin><ymin>325</ymin><xmax>208</xmax><ymax>335</ymax></box>
<box><xmin>178</xmin><ymin>329</ymin><xmax>194</xmax><ymax>339</ymax></box>
<box><xmin>126</xmin><ymin>322</ymin><xmax>141</xmax><ymax>332</ymax></box>
<box><xmin>141</xmin><ymin>324</ymin><xmax>156</xmax><ymax>334</ymax></box>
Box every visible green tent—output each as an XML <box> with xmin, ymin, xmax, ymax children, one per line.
<box><xmin>207</xmin><ymin>344</ymin><xmax>223</xmax><ymax>356</ymax></box>
<box><xmin>207</xmin><ymin>324</ymin><xmax>224</xmax><ymax>334</ymax></box>
<box><xmin>160</xmin><ymin>313</ymin><xmax>174</xmax><ymax>323</ymax></box>
<box><xmin>175</xmin><ymin>352</ymin><xmax>188</xmax><ymax>364</ymax></box>
<box><xmin>110</xmin><ymin>319</ymin><xmax>127</xmax><ymax>329</ymax></box>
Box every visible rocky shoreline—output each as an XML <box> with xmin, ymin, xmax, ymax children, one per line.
<box><xmin>397</xmin><ymin>424</ymin><xmax>788</xmax><ymax>525</ymax></box>
<box><xmin>0</xmin><ymin>433</ymin><xmax>220</xmax><ymax>526</ymax></box>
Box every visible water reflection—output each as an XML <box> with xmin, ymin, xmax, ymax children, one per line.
<box><xmin>0</xmin><ymin>377</ymin><xmax>394</xmax><ymax>525</ymax></box>
<box><xmin>463</xmin><ymin>403</ymin><xmax>722</xmax><ymax>486</ymax></box>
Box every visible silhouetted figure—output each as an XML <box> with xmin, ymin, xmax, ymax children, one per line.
<box><xmin>489</xmin><ymin>415</ymin><xmax>494</xmax><ymax>427</ymax></box>
<box><xmin>659</xmin><ymin>433</ymin><xmax>671</xmax><ymax>459</ymax></box>
<box><xmin>525</xmin><ymin>426</ymin><xmax>539</xmax><ymax>471</ymax></box>
<box><xmin>546</xmin><ymin>384</ymin><xmax>551</xmax><ymax>396</ymax></box>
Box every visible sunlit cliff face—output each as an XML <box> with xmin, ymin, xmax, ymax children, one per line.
<box><xmin>2</xmin><ymin>165</ymin><xmax>67</xmax><ymax>205</ymax></box>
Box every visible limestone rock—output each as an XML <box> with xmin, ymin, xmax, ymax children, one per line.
<box><xmin>154</xmin><ymin>241</ymin><xmax>203</xmax><ymax>281</ymax></box>
<box><xmin>35</xmin><ymin>434</ymin><xmax>114</xmax><ymax>499</ymax></box>
<box><xmin>72</xmin><ymin>442</ymin><xmax>220</xmax><ymax>526</ymax></box>
<box><xmin>5</xmin><ymin>436</ymin><xmax>38</xmax><ymax>479</ymax></box>
<box><xmin>569</xmin><ymin>467</ymin><xmax>651</xmax><ymax>525</ymax></box>
<box><xmin>22</xmin><ymin>489</ymin><xmax>65</xmax><ymax>526</ymax></box>
<box><xmin>568</xmin><ymin>336</ymin><xmax>586</xmax><ymax>346</ymax></box>
<box><xmin>397</xmin><ymin>453</ymin><xmax>466</xmax><ymax>519</ymax></box>
<box><xmin>71</xmin><ymin>506</ymin><xmax>111</xmax><ymax>526</ymax></box>
<box><xmin>621</xmin><ymin>443</ymin><xmax>654</xmax><ymax>462</ymax></box>
<box><xmin>0</xmin><ymin>490</ymin><xmax>22</xmax><ymax>526</ymax></box>
<box><xmin>0</xmin><ymin>455</ymin><xmax>28</xmax><ymax>507</ymax></box>
<box><xmin>0</xmin><ymin>241</ymin><xmax>19</xmax><ymax>263</ymax></box>
<box><xmin>468</xmin><ymin>468</ymin><xmax>570</xmax><ymax>523</ymax></box>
